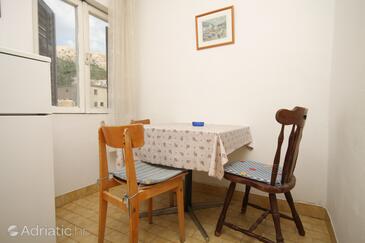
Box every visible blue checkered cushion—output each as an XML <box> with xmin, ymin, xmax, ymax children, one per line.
<box><xmin>224</xmin><ymin>161</ymin><xmax>282</xmax><ymax>185</ymax></box>
<box><xmin>113</xmin><ymin>160</ymin><xmax>184</xmax><ymax>185</ymax></box>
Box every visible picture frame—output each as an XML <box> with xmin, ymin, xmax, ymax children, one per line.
<box><xmin>195</xmin><ymin>6</ymin><xmax>235</xmax><ymax>50</ymax></box>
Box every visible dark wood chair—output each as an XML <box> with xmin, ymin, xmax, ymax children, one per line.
<box><xmin>215</xmin><ymin>107</ymin><xmax>308</xmax><ymax>243</ymax></box>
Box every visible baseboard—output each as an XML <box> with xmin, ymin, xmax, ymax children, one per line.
<box><xmin>192</xmin><ymin>182</ymin><xmax>327</xmax><ymax>219</ymax></box>
<box><xmin>55</xmin><ymin>184</ymin><xmax>98</xmax><ymax>208</ymax></box>
<box><xmin>324</xmin><ymin>209</ymin><xmax>338</xmax><ymax>243</ymax></box>
<box><xmin>193</xmin><ymin>182</ymin><xmax>337</xmax><ymax>242</ymax></box>
<box><xmin>55</xmin><ymin>181</ymin><xmax>337</xmax><ymax>242</ymax></box>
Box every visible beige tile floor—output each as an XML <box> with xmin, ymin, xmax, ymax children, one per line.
<box><xmin>56</xmin><ymin>185</ymin><xmax>332</xmax><ymax>243</ymax></box>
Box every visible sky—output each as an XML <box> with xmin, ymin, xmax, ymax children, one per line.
<box><xmin>43</xmin><ymin>0</ymin><xmax>107</xmax><ymax>53</ymax></box>
<box><xmin>89</xmin><ymin>15</ymin><xmax>108</xmax><ymax>53</ymax></box>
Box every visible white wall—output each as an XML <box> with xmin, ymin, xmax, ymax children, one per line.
<box><xmin>135</xmin><ymin>0</ymin><xmax>334</xmax><ymax>206</ymax></box>
<box><xmin>0</xmin><ymin>0</ymin><xmax>111</xmax><ymax>196</ymax></box>
<box><xmin>0</xmin><ymin>0</ymin><xmax>34</xmax><ymax>52</ymax></box>
<box><xmin>52</xmin><ymin>114</ymin><xmax>109</xmax><ymax>196</ymax></box>
<box><xmin>327</xmin><ymin>0</ymin><xmax>365</xmax><ymax>241</ymax></box>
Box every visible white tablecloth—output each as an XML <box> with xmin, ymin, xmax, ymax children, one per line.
<box><xmin>134</xmin><ymin>123</ymin><xmax>253</xmax><ymax>179</ymax></box>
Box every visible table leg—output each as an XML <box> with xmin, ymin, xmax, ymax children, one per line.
<box><xmin>140</xmin><ymin>170</ymin><xmax>216</xmax><ymax>241</ymax></box>
<box><xmin>185</xmin><ymin>170</ymin><xmax>223</xmax><ymax>211</ymax></box>
<box><xmin>188</xmin><ymin>206</ymin><xmax>209</xmax><ymax>241</ymax></box>
<box><xmin>184</xmin><ymin>170</ymin><xmax>193</xmax><ymax>211</ymax></box>
<box><xmin>184</xmin><ymin>170</ymin><xmax>210</xmax><ymax>241</ymax></box>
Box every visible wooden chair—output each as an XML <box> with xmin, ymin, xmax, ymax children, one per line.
<box><xmin>98</xmin><ymin>124</ymin><xmax>186</xmax><ymax>243</ymax></box>
<box><xmin>131</xmin><ymin>119</ymin><xmax>176</xmax><ymax>207</ymax></box>
<box><xmin>215</xmin><ymin>107</ymin><xmax>308</xmax><ymax>243</ymax></box>
<box><xmin>130</xmin><ymin>119</ymin><xmax>151</xmax><ymax>125</ymax></box>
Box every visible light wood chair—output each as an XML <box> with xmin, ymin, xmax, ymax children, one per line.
<box><xmin>130</xmin><ymin>119</ymin><xmax>151</xmax><ymax>125</ymax></box>
<box><xmin>131</xmin><ymin>119</ymin><xmax>176</xmax><ymax>208</ymax></box>
<box><xmin>98</xmin><ymin>124</ymin><xmax>186</xmax><ymax>243</ymax></box>
<box><xmin>215</xmin><ymin>107</ymin><xmax>308</xmax><ymax>243</ymax></box>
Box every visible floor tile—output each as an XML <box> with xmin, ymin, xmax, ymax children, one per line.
<box><xmin>56</xmin><ymin>184</ymin><xmax>333</xmax><ymax>243</ymax></box>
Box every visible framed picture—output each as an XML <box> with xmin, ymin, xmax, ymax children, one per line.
<box><xmin>195</xmin><ymin>6</ymin><xmax>235</xmax><ymax>50</ymax></box>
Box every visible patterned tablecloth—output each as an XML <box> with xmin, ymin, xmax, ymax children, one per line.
<box><xmin>134</xmin><ymin>123</ymin><xmax>253</xmax><ymax>179</ymax></box>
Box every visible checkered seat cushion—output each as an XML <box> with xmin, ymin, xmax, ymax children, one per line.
<box><xmin>113</xmin><ymin>160</ymin><xmax>184</xmax><ymax>185</ymax></box>
<box><xmin>224</xmin><ymin>161</ymin><xmax>283</xmax><ymax>185</ymax></box>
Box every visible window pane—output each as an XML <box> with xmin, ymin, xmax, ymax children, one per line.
<box><xmin>89</xmin><ymin>15</ymin><xmax>108</xmax><ymax>109</ymax></box>
<box><xmin>43</xmin><ymin>0</ymin><xmax>79</xmax><ymax>107</ymax></box>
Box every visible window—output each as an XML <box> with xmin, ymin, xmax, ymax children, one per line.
<box><xmin>37</xmin><ymin>0</ymin><xmax>108</xmax><ymax>113</ymax></box>
<box><xmin>87</xmin><ymin>14</ymin><xmax>108</xmax><ymax>111</ymax></box>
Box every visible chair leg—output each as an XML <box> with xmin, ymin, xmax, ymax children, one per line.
<box><xmin>176</xmin><ymin>181</ymin><xmax>185</xmax><ymax>242</ymax></box>
<box><xmin>129</xmin><ymin>199</ymin><xmax>140</xmax><ymax>243</ymax></box>
<box><xmin>98</xmin><ymin>194</ymin><xmax>108</xmax><ymax>243</ymax></box>
<box><xmin>169</xmin><ymin>192</ymin><xmax>175</xmax><ymax>207</ymax></box>
<box><xmin>215</xmin><ymin>182</ymin><xmax>236</xmax><ymax>236</ymax></box>
<box><xmin>285</xmin><ymin>192</ymin><xmax>305</xmax><ymax>236</ymax></box>
<box><xmin>148</xmin><ymin>198</ymin><xmax>153</xmax><ymax>224</ymax></box>
<box><xmin>269</xmin><ymin>193</ymin><xmax>284</xmax><ymax>243</ymax></box>
<box><xmin>241</xmin><ymin>185</ymin><xmax>251</xmax><ymax>214</ymax></box>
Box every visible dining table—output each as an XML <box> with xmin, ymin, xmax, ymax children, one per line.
<box><xmin>134</xmin><ymin>123</ymin><xmax>253</xmax><ymax>241</ymax></box>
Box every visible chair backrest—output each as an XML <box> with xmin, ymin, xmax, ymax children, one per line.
<box><xmin>131</xmin><ymin>119</ymin><xmax>151</xmax><ymax>125</ymax></box>
<box><xmin>98</xmin><ymin>124</ymin><xmax>144</xmax><ymax>195</ymax></box>
<box><xmin>270</xmin><ymin>107</ymin><xmax>308</xmax><ymax>186</ymax></box>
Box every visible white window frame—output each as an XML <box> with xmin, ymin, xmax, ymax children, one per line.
<box><xmin>33</xmin><ymin>0</ymin><xmax>109</xmax><ymax>114</ymax></box>
<box><xmin>83</xmin><ymin>2</ymin><xmax>110</xmax><ymax>114</ymax></box>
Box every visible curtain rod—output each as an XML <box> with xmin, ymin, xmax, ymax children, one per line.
<box><xmin>82</xmin><ymin>0</ymin><xmax>108</xmax><ymax>14</ymax></box>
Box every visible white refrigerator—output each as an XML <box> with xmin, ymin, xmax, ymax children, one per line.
<box><xmin>0</xmin><ymin>48</ymin><xmax>56</xmax><ymax>243</ymax></box>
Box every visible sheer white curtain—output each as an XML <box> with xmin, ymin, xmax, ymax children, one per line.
<box><xmin>108</xmin><ymin>0</ymin><xmax>137</xmax><ymax>125</ymax></box>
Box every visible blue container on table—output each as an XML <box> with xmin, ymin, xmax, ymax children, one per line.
<box><xmin>192</xmin><ymin>121</ymin><xmax>205</xmax><ymax>127</ymax></box>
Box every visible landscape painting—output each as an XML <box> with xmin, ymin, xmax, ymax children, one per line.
<box><xmin>202</xmin><ymin>16</ymin><xmax>227</xmax><ymax>42</ymax></box>
<box><xmin>195</xmin><ymin>6</ymin><xmax>235</xmax><ymax>50</ymax></box>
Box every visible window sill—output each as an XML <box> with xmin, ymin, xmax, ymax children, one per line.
<box><xmin>52</xmin><ymin>106</ymin><xmax>110</xmax><ymax>114</ymax></box>
<box><xmin>52</xmin><ymin>112</ymin><xmax>109</xmax><ymax>115</ymax></box>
